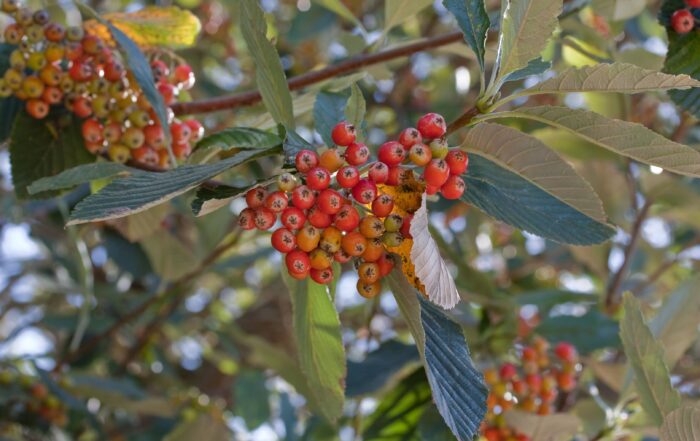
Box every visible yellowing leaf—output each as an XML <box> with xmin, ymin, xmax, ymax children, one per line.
<box><xmin>463</xmin><ymin>122</ymin><xmax>608</xmax><ymax>223</ymax></box>
<box><xmin>660</xmin><ymin>406</ymin><xmax>700</xmax><ymax>441</ymax></box>
<box><xmin>84</xmin><ymin>6</ymin><xmax>201</xmax><ymax>48</ymax></box>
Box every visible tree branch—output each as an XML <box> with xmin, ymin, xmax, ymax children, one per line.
<box><xmin>171</xmin><ymin>31</ymin><xmax>465</xmax><ymax>115</ymax></box>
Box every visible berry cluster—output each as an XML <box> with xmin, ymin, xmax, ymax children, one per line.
<box><xmin>0</xmin><ymin>0</ymin><xmax>203</xmax><ymax>167</ymax></box>
<box><xmin>670</xmin><ymin>0</ymin><xmax>700</xmax><ymax>34</ymax></box>
<box><xmin>0</xmin><ymin>370</ymin><xmax>68</xmax><ymax>428</ymax></box>
<box><xmin>238</xmin><ymin>114</ymin><xmax>469</xmax><ymax>296</ymax></box>
<box><xmin>481</xmin><ymin>338</ymin><xmax>579</xmax><ymax>441</ymax></box>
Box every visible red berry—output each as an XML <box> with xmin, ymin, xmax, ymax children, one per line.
<box><xmin>132</xmin><ymin>146</ymin><xmax>158</xmax><ymax>167</ymax></box>
<box><xmin>174</xmin><ymin>64</ymin><xmax>194</xmax><ymax>85</ymax></box>
<box><xmin>295</xmin><ymin>149</ymin><xmax>319</xmax><ymax>173</ymax></box>
<box><xmin>26</xmin><ymin>99</ymin><xmax>48</xmax><ymax>119</ymax></box>
<box><xmin>345</xmin><ymin>142</ymin><xmax>370</xmax><ymax>166</ymax></box>
<box><xmin>371</xmin><ymin>194</ymin><xmax>394</xmax><ymax>217</ymax></box>
<box><xmin>68</xmin><ymin>62</ymin><xmax>92</xmax><ymax>82</ymax></box>
<box><xmin>445</xmin><ymin>149</ymin><xmax>469</xmax><ymax>175</ymax></box>
<box><xmin>306</xmin><ymin>167</ymin><xmax>331</xmax><ymax>190</ymax></box>
<box><xmin>71</xmin><ymin>97</ymin><xmax>93</xmax><ymax>118</ymax></box>
<box><xmin>286</xmin><ymin>250</ymin><xmax>311</xmax><ymax>275</ymax></box>
<box><xmin>400</xmin><ymin>213</ymin><xmax>413</xmax><ymax>239</ymax></box>
<box><xmin>334</xmin><ymin>249</ymin><xmax>353</xmax><ymax>263</ymax></box>
<box><xmin>426</xmin><ymin>184</ymin><xmax>439</xmax><ymax>195</ymax></box>
<box><xmin>686</xmin><ymin>0</ymin><xmax>700</xmax><ymax>7</ymax></box>
<box><xmin>271</xmin><ymin>228</ymin><xmax>296</xmax><ymax>253</ymax></box>
<box><xmin>254</xmin><ymin>207</ymin><xmax>276</xmax><ymax>230</ymax></box>
<box><xmin>171</xmin><ymin>122</ymin><xmax>192</xmax><ymax>144</ymax></box>
<box><xmin>291</xmin><ymin>185</ymin><xmax>316</xmax><ymax>209</ymax></box>
<box><xmin>408</xmin><ymin>143</ymin><xmax>432</xmax><ymax>166</ymax></box>
<box><xmin>424</xmin><ymin>159</ymin><xmax>450</xmax><ymax>188</ymax></box>
<box><xmin>368</xmin><ymin>162</ymin><xmax>389</xmax><ymax>184</ymax></box>
<box><xmin>317</xmin><ymin>189</ymin><xmax>344</xmax><ymax>215</ymax></box>
<box><xmin>104</xmin><ymin>61</ymin><xmax>125</xmax><ymax>82</ymax></box>
<box><xmin>499</xmin><ymin>363</ymin><xmax>517</xmax><ymax>380</ymax></box>
<box><xmin>158</xmin><ymin>82</ymin><xmax>177</xmax><ymax>105</ymax></box>
<box><xmin>386</xmin><ymin>166</ymin><xmax>411</xmax><ymax>186</ymax></box>
<box><xmin>310</xmin><ymin>266</ymin><xmax>333</xmax><ymax>284</ymax></box>
<box><xmin>337</xmin><ymin>166</ymin><xmax>360</xmax><ymax>188</ymax></box>
<box><xmin>398</xmin><ymin>127</ymin><xmax>422</xmax><ymax>149</ymax></box>
<box><xmin>333</xmin><ymin>205</ymin><xmax>360</xmax><ymax>232</ymax></box>
<box><xmin>377</xmin><ymin>253</ymin><xmax>395</xmax><ymax>276</ymax></box>
<box><xmin>672</xmin><ymin>9</ymin><xmax>695</xmax><ymax>33</ymax></box>
<box><xmin>280</xmin><ymin>207</ymin><xmax>306</xmax><ymax>230</ymax></box>
<box><xmin>82</xmin><ymin>119</ymin><xmax>103</xmax><ymax>144</ymax></box>
<box><xmin>307</xmin><ymin>206</ymin><xmax>333</xmax><ymax>228</ymax></box>
<box><xmin>417</xmin><ymin>112</ymin><xmax>446</xmax><ymax>139</ymax></box>
<box><xmin>265</xmin><ymin>191</ymin><xmax>289</xmax><ymax>212</ymax></box>
<box><xmin>554</xmin><ymin>342</ymin><xmax>578</xmax><ymax>363</ymax></box>
<box><xmin>151</xmin><ymin>60</ymin><xmax>170</xmax><ymax>82</ymax></box>
<box><xmin>525</xmin><ymin>374</ymin><xmax>542</xmax><ymax>391</ymax></box>
<box><xmin>144</xmin><ymin>124</ymin><xmax>167</xmax><ymax>149</ymax></box>
<box><xmin>239</xmin><ymin>208</ymin><xmax>256</xmax><ymax>230</ymax></box>
<box><xmin>331</xmin><ymin>121</ymin><xmax>356</xmax><ymax>146</ymax></box>
<box><xmin>378</xmin><ymin>141</ymin><xmax>406</xmax><ymax>166</ymax></box>
<box><xmin>172</xmin><ymin>142</ymin><xmax>191</xmax><ymax>159</ymax></box>
<box><xmin>185</xmin><ymin>119</ymin><xmax>204</xmax><ymax>142</ymax></box>
<box><xmin>522</xmin><ymin>347</ymin><xmax>537</xmax><ymax>362</ymax></box>
<box><xmin>440</xmin><ymin>175</ymin><xmax>465</xmax><ymax>199</ymax></box>
<box><xmin>245</xmin><ymin>187</ymin><xmax>268</xmax><ymax>209</ymax></box>
<box><xmin>351</xmin><ymin>178</ymin><xmax>377</xmax><ymax>204</ymax></box>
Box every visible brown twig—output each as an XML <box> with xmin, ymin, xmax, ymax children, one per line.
<box><xmin>171</xmin><ymin>31</ymin><xmax>465</xmax><ymax>115</ymax></box>
<box><xmin>446</xmin><ymin>106</ymin><xmax>481</xmax><ymax>135</ymax></box>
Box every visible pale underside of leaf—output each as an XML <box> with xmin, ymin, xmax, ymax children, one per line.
<box><xmin>620</xmin><ymin>293</ymin><xmax>681</xmax><ymax>426</ymax></box>
<box><xmin>504</xmin><ymin>410</ymin><xmax>581</xmax><ymax>441</ymax></box>
<box><xmin>660</xmin><ymin>406</ymin><xmax>700</xmax><ymax>441</ymax></box>
<box><xmin>463</xmin><ymin>122</ymin><xmax>607</xmax><ymax>223</ymax></box>
<box><xmin>479</xmin><ymin>106</ymin><xmax>700</xmax><ymax>177</ymax></box>
<box><xmin>409</xmin><ymin>194</ymin><xmax>460</xmax><ymax>310</ymax></box>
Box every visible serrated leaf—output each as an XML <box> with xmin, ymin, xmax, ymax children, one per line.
<box><xmin>195</xmin><ymin>127</ymin><xmax>283</xmax><ymax>151</ymax></box>
<box><xmin>649</xmin><ymin>275</ymin><xmax>700</xmax><ymax>369</ymax></box>
<box><xmin>463</xmin><ymin>122</ymin><xmax>608</xmax><ymax>223</ymax></box>
<box><xmin>240</xmin><ymin>0</ymin><xmax>295</xmax><ymax>128</ymax></box>
<box><xmin>28</xmin><ymin>162</ymin><xmax>135</xmax><ymax>195</ymax></box>
<box><xmin>84</xmin><ymin>6</ymin><xmax>201</xmax><ymax>48</ymax></box>
<box><xmin>504</xmin><ymin>411</ymin><xmax>581</xmax><ymax>441</ymax></box>
<box><xmin>141</xmin><ymin>230</ymin><xmax>198</xmax><ymax>281</ymax></box>
<box><xmin>480</xmin><ymin>106</ymin><xmax>700</xmax><ymax>177</ymax></box>
<box><xmin>384</xmin><ymin>0</ymin><xmax>434</xmax><ymax>31</ymax></box>
<box><xmin>410</xmin><ymin>194</ymin><xmax>461</xmax><ymax>310</ymax></box>
<box><xmin>346</xmin><ymin>340</ymin><xmax>420</xmax><ymax>397</ymax></box>
<box><xmin>68</xmin><ymin>147</ymin><xmax>278</xmax><ymax>225</ymax></box>
<box><xmin>660</xmin><ymin>406</ymin><xmax>700</xmax><ymax>441</ymax></box>
<box><xmin>495</xmin><ymin>0</ymin><xmax>562</xmax><ymax>84</ymax></box>
<box><xmin>461</xmin><ymin>154</ymin><xmax>615</xmax><ymax>244</ymax></box>
<box><xmin>344</xmin><ymin>84</ymin><xmax>366</xmax><ymax>140</ymax></box>
<box><xmin>10</xmin><ymin>111</ymin><xmax>94</xmax><ymax>199</ymax></box>
<box><xmin>443</xmin><ymin>0</ymin><xmax>490</xmax><ymax>72</ymax></box>
<box><xmin>314</xmin><ymin>90</ymin><xmax>350</xmax><ymax>147</ymax></box>
<box><xmin>284</xmin><ymin>275</ymin><xmax>346</xmax><ymax>423</ymax></box>
<box><xmin>620</xmin><ymin>293</ymin><xmax>681</xmax><ymax>426</ymax></box>
<box><xmin>516</xmin><ymin>63</ymin><xmax>700</xmax><ymax>97</ymax></box>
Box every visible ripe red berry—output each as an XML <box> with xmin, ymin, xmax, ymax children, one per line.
<box><xmin>371</xmin><ymin>194</ymin><xmax>394</xmax><ymax>217</ymax></box>
<box><xmin>26</xmin><ymin>99</ymin><xmax>48</xmax><ymax>119</ymax></box>
<box><xmin>286</xmin><ymin>250</ymin><xmax>311</xmax><ymax>275</ymax></box>
<box><xmin>157</xmin><ymin>82</ymin><xmax>177</xmax><ymax>105</ymax></box>
<box><xmin>345</xmin><ymin>142</ymin><xmax>370</xmax><ymax>166</ymax></box>
<box><xmin>82</xmin><ymin>119</ymin><xmax>104</xmax><ymax>144</ymax></box>
<box><xmin>424</xmin><ymin>159</ymin><xmax>451</xmax><ymax>188</ymax></box>
<box><xmin>522</xmin><ymin>346</ymin><xmax>537</xmax><ymax>362</ymax></box>
<box><xmin>378</xmin><ymin>141</ymin><xmax>407</xmax><ymax>166</ymax></box>
<box><xmin>400</xmin><ymin>213</ymin><xmax>413</xmax><ymax>239</ymax></box>
<box><xmin>319</xmin><ymin>149</ymin><xmax>345</xmax><ymax>172</ymax></box>
<box><xmin>254</xmin><ymin>207</ymin><xmax>276</xmax><ymax>230</ymax></box>
<box><xmin>331</xmin><ymin>121</ymin><xmax>356</xmax><ymax>146</ymax></box>
<box><xmin>386</xmin><ymin>167</ymin><xmax>412</xmax><ymax>186</ymax></box>
<box><xmin>132</xmin><ymin>146</ymin><xmax>158</xmax><ymax>167</ymax></box>
<box><xmin>417</xmin><ymin>112</ymin><xmax>446</xmax><ymax>139</ymax></box>
<box><xmin>291</xmin><ymin>185</ymin><xmax>316</xmax><ymax>209</ymax></box>
<box><xmin>377</xmin><ymin>253</ymin><xmax>395</xmax><ymax>276</ymax></box>
<box><xmin>271</xmin><ymin>228</ymin><xmax>296</xmax><ymax>253</ymax></box>
<box><xmin>306</xmin><ymin>167</ymin><xmax>331</xmax><ymax>190</ymax></box>
<box><xmin>185</xmin><ymin>119</ymin><xmax>205</xmax><ymax>142</ymax></box>
<box><xmin>351</xmin><ymin>178</ymin><xmax>377</xmax><ymax>204</ymax></box>
<box><xmin>333</xmin><ymin>205</ymin><xmax>360</xmax><ymax>232</ymax></box>
<box><xmin>144</xmin><ymin>124</ymin><xmax>167</xmax><ymax>149</ymax></box>
<box><xmin>71</xmin><ymin>97</ymin><xmax>93</xmax><ymax>118</ymax></box>
<box><xmin>499</xmin><ymin>363</ymin><xmax>517</xmax><ymax>380</ymax></box>
<box><xmin>310</xmin><ymin>267</ymin><xmax>334</xmax><ymax>284</ymax></box>
<box><xmin>245</xmin><ymin>187</ymin><xmax>267</xmax><ymax>208</ymax></box>
<box><xmin>334</xmin><ymin>249</ymin><xmax>353</xmax><ymax>263</ymax></box>
<box><xmin>440</xmin><ymin>175</ymin><xmax>465</xmax><ymax>199</ymax></box>
<box><xmin>280</xmin><ymin>207</ymin><xmax>306</xmax><ymax>230</ymax></box>
<box><xmin>672</xmin><ymin>9</ymin><xmax>695</xmax><ymax>33</ymax></box>
<box><xmin>409</xmin><ymin>143</ymin><xmax>432</xmax><ymax>166</ymax></box>
<box><xmin>317</xmin><ymin>189</ymin><xmax>344</xmax><ymax>215</ymax></box>
<box><xmin>151</xmin><ymin>60</ymin><xmax>170</xmax><ymax>82</ymax></box>
<box><xmin>337</xmin><ymin>166</ymin><xmax>360</xmax><ymax>188</ymax></box>
<box><xmin>239</xmin><ymin>208</ymin><xmax>256</xmax><ymax>230</ymax></box>
<box><xmin>171</xmin><ymin>122</ymin><xmax>192</xmax><ymax>144</ymax></box>
<box><xmin>174</xmin><ymin>63</ymin><xmax>194</xmax><ymax>83</ymax></box>
<box><xmin>426</xmin><ymin>184</ymin><xmax>439</xmax><ymax>195</ymax></box>
<box><xmin>368</xmin><ymin>162</ymin><xmax>389</xmax><ymax>184</ymax></box>
<box><xmin>265</xmin><ymin>191</ymin><xmax>289</xmax><ymax>212</ymax></box>
<box><xmin>307</xmin><ymin>206</ymin><xmax>333</xmax><ymax>228</ymax></box>
<box><xmin>445</xmin><ymin>149</ymin><xmax>469</xmax><ymax>175</ymax></box>
<box><xmin>553</xmin><ymin>342</ymin><xmax>577</xmax><ymax>363</ymax></box>
<box><xmin>295</xmin><ymin>149</ymin><xmax>319</xmax><ymax>173</ymax></box>
<box><xmin>686</xmin><ymin>0</ymin><xmax>700</xmax><ymax>7</ymax></box>
<box><xmin>398</xmin><ymin>127</ymin><xmax>422</xmax><ymax>149</ymax></box>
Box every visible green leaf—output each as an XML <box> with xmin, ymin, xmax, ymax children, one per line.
<box><xmin>195</xmin><ymin>127</ymin><xmax>283</xmax><ymax>151</ymax></box>
<box><xmin>314</xmin><ymin>90</ymin><xmax>350</xmax><ymax>147</ymax></box>
<box><xmin>479</xmin><ymin>106</ymin><xmax>700</xmax><ymax>178</ymax></box>
<box><xmin>284</xmin><ymin>127</ymin><xmax>316</xmax><ymax>164</ymax></box>
<box><xmin>346</xmin><ymin>340</ymin><xmax>420</xmax><ymax>397</ymax></box>
<box><xmin>191</xmin><ymin>184</ymin><xmax>248</xmax><ymax>217</ymax></box>
<box><xmin>503</xmin><ymin>411</ymin><xmax>581</xmax><ymax>441</ymax></box>
<box><xmin>164</xmin><ymin>414</ymin><xmax>232</xmax><ymax>441</ymax></box>
<box><xmin>620</xmin><ymin>293</ymin><xmax>681</xmax><ymax>426</ymax></box>
<box><xmin>537</xmin><ymin>310</ymin><xmax>620</xmax><ymax>354</ymax></box>
<box><xmin>502</xmin><ymin>57</ymin><xmax>551</xmax><ymax>83</ymax></box>
<box><xmin>363</xmin><ymin>368</ymin><xmax>432</xmax><ymax>440</ymax></box>
<box><xmin>460</xmin><ymin>154</ymin><xmax>615</xmax><ymax>244</ymax></box>
<box><xmin>495</xmin><ymin>0</ymin><xmax>562</xmax><ymax>85</ymax></box>
<box><xmin>141</xmin><ymin>230</ymin><xmax>198</xmax><ymax>281</ymax></box>
<box><xmin>649</xmin><ymin>275</ymin><xmax>700</xmax><ymax>369</ymax></box>
<box><xmin>240</xmin><ymin>0</ymin><xmax>295</xmax><ymax>128</ymax></box>
<box><xmin>109</xmin><ymin>204</ymin><xmax>170</xmax><ymax>242</ymax></box>
<box><xmin>99</xmin><ymin>6</ymin><xmax>201</xmax><ymax>48</ymax></box>
<box><xmin>234</xmin><ymin>370</ymin><xmax>271</xmax><ymax>429</ymax></box>
<box><xmin>284</xmin><ymin>275</ymin><xmax>346</xmax><ymax>423</ymax></box>
<box><xmin>660</xmin><ymin>406</ymin><xmax>700</xmax><ymax>441</ymax></box>
<box><xmin>10</xmin><ymin>110</ymin><xmax>94</xmax><ymax>199</ymax></box>
<box><xmin>28</xmin><ymin>162</ymin><xmax>135</xmax><ymax>195</ymax></box>
<box><xmin>443</xmin><ymin>0</ymin><xmax>489</xmax><ymax>73</ymax></box>
<box><xmin>384</xmin><ymin>0</ymin><xmax>434</xmax><ymax>31</ymax></box>
<box><xmin>592</xmin><ymin>0</ymin><xmax>645</xmax><ymax>21</ymax></box>
<box><xmin>463</xmin><ymin>122</ymin><xmax>608</xmax><ymax>224</ymax></box>
<box><xmin>344</xmin><ymin>84</ymin><xmax>366</xmax><ymax>140</ymax></box>
<box><xmin>0</xmin><ymin>43</ymin><xmax>21</xmax><ymax>143</ymax></box>
<box><xmin>312</xmin><ymin>0</ymin><xmax>363</xmax><ymax>28</ymax></box>
<box><xmin>68</xmin><ymin>147</ymin><xmax>278</xmax><ymax>225</ymax></box>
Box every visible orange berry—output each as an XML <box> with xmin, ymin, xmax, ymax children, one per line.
<box><xmin>361</xmin><ymin>238</ymin><xmax>384</xmax><ymax>262</ymax></box>
<box><xmin>319</xmin><ymin>148</ymin><xmax>345</xmax><ymax>173</ymax></box>
<box><xmin>356</xmin><ymin>280</ymin><xmax>381</xmax><ymax>298</ymax></box>
<box><xmin>296</xmin><ymin>225</ymin><xmax>321</xmax><ymax>252</ymax></box>
<box><xmin>359</xmin><ymin>216</ymin><xmax>385</xmax><ymax>239</ymax></box>
<box><xmin>319</xmin><ymin>226</ymin><xmax>342</xmax><ymax>254</ymax></box>
<box><xmin>357</xmin><ymin>262</ymin><xmax>381</xmax><ymax>284</ymax></box>
<box><xmin>309</xmin><ymin>248</ymin><xmax>332</xmax><ymax>270</ymax></box>
<box><xmin>341</xmin><ymin>231</ymin><xmax>367</xmax><ymax>257</ymax></box>
<box><xmin>26</xmin><ymin>99</ymin><xmax>48</xmax><ymax>119</ymax></box>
